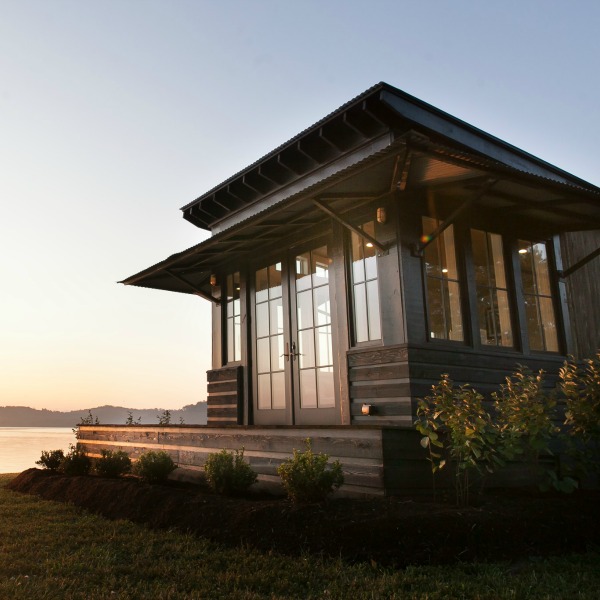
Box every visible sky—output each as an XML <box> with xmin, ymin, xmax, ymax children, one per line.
<box><xmin>0</xmin><ymin>1</ymin><xmax>599</xmax><ymax>412</ymax></box>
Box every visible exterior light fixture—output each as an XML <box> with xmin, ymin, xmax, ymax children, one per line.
<box><xmin>366</xmin><ymin>242</ymin><xmax>374</xmax><ymax>248</ymax></box>
<box><xmin>376</xmin><ymin>207</ymin><xmax>387</xmax><ymax>224</ymax></box>
<box><xmin>442</xmin><ymin>268</ymin><xmax>448</xmax><ymax>274</ymax></box>
<box><xmin>361</xmin><ymin>403</ymin><xmax>374</xmax><ymax>416</ymax></box>
<box><xmin>518</xmin><ymin>248</ymin><xmax>528</xmax><ymax>254</ymax></box>
<box><xmin>210</xmin><ymin>274</ymin><xmax>217</xmax><ymax>286</ymax></box>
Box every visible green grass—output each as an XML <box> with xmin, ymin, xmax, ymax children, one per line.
<box><xmin>0</xmin><ymin>474</ymin><xmax>599</xmax><ymax>599</ymax></box>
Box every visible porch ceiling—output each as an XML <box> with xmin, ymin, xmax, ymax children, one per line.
<box><xmin>121</xmin><ymin>137</ymin><xmax>600</xmax><ymax>297</ymax></box>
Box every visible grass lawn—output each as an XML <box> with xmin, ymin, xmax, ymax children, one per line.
<box><xmin>0</xmin><ymin>474</ymin><xmax>598</xmax><ymax>599</ymax></box>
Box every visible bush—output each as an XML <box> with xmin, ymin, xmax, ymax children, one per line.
<box><xmin>95</xmin><ymin>450</ymin><xmax>132</xmax><ymax>478</ymax></box>
<box><xmin>133</xmin><ymin>450</ymin><xmax>177</xmax><ymax>483</ymax></box>
<box><xmin>36</xmin><ymin>449</ymin><xmax>65</xmax><ymax>471</ymax></box>
<box><xmin>561</xmin><ymin>353</ymin><xmax>600</xmax><ymax>477</ymax></box>
<box><xmin>204</xmin><ymin>448</ymin><xmax>257</xmax><ymax>495</ymax></box>
<box><xmin>61</xmin><ymin>445</ymin><xmax>91</xmax><ymax>476</ymax></box>
<box><xmin>416</xmin><ymin>375</ymin><xmax>503</xmax><ymax>506</ymax></box>
<box><xmin>277</xmin><ymin>439</ymin><xmax>344</xmax><ymax>503</ymax></box>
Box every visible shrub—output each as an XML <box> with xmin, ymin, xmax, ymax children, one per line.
<box><xmin>157</xmin><ymin>410</ymin><xmax>171</xmax><ymax>425</ymax></box>
<box><xmin>560</xmin><ymin>353</ymin><xmax>600</xmax><ymax>477</ymax></box>
<box><xmin>95</xmin><ymin>450</ymin><xmax>132</xmax><ymax>478</ymax></box>
<box><xmin>36</xmin><ymin>449</ymin><xmax>65</xmax><ymax>471</ymax></box>
<box><xmin>61</xmin><ymin>445</ymin><xmax>91</xmax><ymax>476</ymax></box>
<box><xmin>133</xmin><ymin>450</ymin><xmax>177</xmax><ymax>483</ymax></box>
<box><xmin>204</xmin><ymin>448</ymin><xmax>257</xmax><ymax>495</ymax></box>
<box><xmin>416</xmin><ymin>375</ymin><xmax>502</xmax><ymax>506</ymax></box>
<box><xmin>277</xmin><ymin>439</ymin><xmax>344</xmax><ymax>503</ymax></box>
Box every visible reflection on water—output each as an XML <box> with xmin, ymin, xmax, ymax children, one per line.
<box><xmin>0</xmin><ymin>428</ymin><xmax>76</xmax><ymax>474</ymax></box>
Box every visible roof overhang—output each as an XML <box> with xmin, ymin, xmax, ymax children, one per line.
<box><xmin>122</xmin><ymin>134</ymin><xmax>600</xmax><ymax>297</ymax></box>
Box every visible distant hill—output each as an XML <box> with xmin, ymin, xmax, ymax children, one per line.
<box><xmin>0</xmin><ymin>403</ymin><xmax>207</xmax><ymax>427</ymax></box>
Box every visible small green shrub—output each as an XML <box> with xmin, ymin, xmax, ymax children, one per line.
<box><xmin>416</xmin><ymin>375</ymin><xmax>503</xmax><ymax>506</ymax></box>
<box><xmin>60</xmin><ymin>445</ymin><xmax>91</xmax><ymax>476</ymax></box>
<box><xmin>95</xmin><ymin>450</ymin><xmax>132</xmax><ymax>478</ymax></box>
<box><xmin>36</xmin><ymin>449</ymin><xmax>65</xmax><ymax>471</ymax></box>
<box><xmin>133</xmin><ymin>450</ymin><xmax>177</xmax><ymax>483</ymax></box>
<box><xmin>204</xmin><ymin>448</ymin><xmax>257</xmax><ymax>495</ymax></box>
<box><xmin>561</xmin><ymin>353</ymin><xmax>600</xmax><ymax>477</ymax></box>
<box><xmin>157</xmin><ymin>410</ymin><xmax>171</xmax><ymax>425</ymax></box>
<box><xmin>277</xmin><ymin>439</ymin><xmax>344</xmax><ymax>503</ymax></box>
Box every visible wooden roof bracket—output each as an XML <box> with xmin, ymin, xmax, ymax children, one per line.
<box><xmin>164</xmin><ymin>269</ymin><xmax>220</xmax><ymax>304</ymax></box>
<box><xmin>557</xmin><ymin>245</ymin><xmax>600</xmax><ymax>279</ymax></box>
<box><xmin>312</xmin><ymin>198</ymin><xmax>389</xmax><ymax>254</ymax></box>
<box><xmin>412</xmin><ymin>179</ymin><xmax>497</xmax><ymax>257</ymax></box>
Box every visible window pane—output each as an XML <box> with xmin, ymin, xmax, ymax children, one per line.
<box><xmin>524</xmin><ymin>295</ymin><xmax>544</xmax><ymax>351</ymax></box>
<box><xmin>296</xmin><ymin>290</ymin><xmax>313</xmax><ymax>330</ymax></box>
<box><xmin>476</xmin><ymin>287</ymin><xmax>493</xmax><ymax>345</ymax></box>
<box><xmin>519</xmin><ymin>242</ymin><xmax>536</xmax><ymax>294</ymax></box>
<box><xmin>271</xmin><ymin>334</ymin><xmax>284</xmax><ymax>372</ymax></box>
<box><xmin>300</xmin><ymin>369</ymin><xmax>317</xmax><ymax>408</ymax></box>
<box><xmin>271</xmin><ymin>372</ymin><xmax>286</xmax><ymax>409</ymax></box>
<box><xmin>257</xmin><ymin>374</ymin><xmax>271</xmax><ymax>409</ymax></box>
<box><xmin>233</xmin><ymin>316</ymin><xmax>241</xmax><ymax>361</ymax></box>
<box><xmin>298</xmin><ymin>328</ymin><xmax>315</xmax><ymax>368</ymax></box>
<box><xmin>268</xmin><ymin>263</ymin><xmax>282</xmax><ymax>299</ymax></box>
<box><xmin>317</xmin><ymin>367</ymin><xmax>335</xmax><ymax>408</ymax></box>
<box><xmin>256</xmin><ymin>338</ymin><xmax>270</xmax><ymax>373</ymax></box>
<box><xmin>353</xmin><ymin>282</ymin><xmax>369</xmax><ymax>343</ymax></box>
<box><xmin>269</xmin><ymin>297</ymin><xmax>283</xmax><ymax>335</ymax></box>
<box><xmin>227</xmin><ymin>319</ymin><xmax>234</xmax><ymax>362</ymax></box>
<box><xmin>351</xmin><ymin>231</ymin><xmax>365</xmax><ymax>283</ymax></box>
<box><xmin>471</xmin><ymin>229</ymin><xmax>488</xmax><ymax>287</ymax></box>
<box><xmin>533</xmin><ymin>243</ymin><xmax>552</xmax><ymax>295</ymax></box>
<box><xmin>315</xmin><ymin>325</ymin><xmax>333</xmax><ymax>367</ymax></box>
<box><xmin>497</xmin><ymin>290</ymin><xmax>513</xmax><ymax>347</ymax></box>
<box><xmin>255</xmin><ymin>301</ymin><xmax>269</xmax><ymax>338</ymax></box>
<box><xmin>490</xmin><ymin>233</ymin><xmax>507</xmax><ymax>288</ymax></box>
<box><xmin>540</xmin><ymin>297</ymin><xmax>559</xmax><ymax>351</ymax></box>
<box><xmin>366</xmin><ymin>279</ymin><xmax>381</xmax><ymax>341</ymax></box>
<box><xmin>312</xmin><ymin>246</ymin><xmax>330</xmax><ymax>288</ymax></box>
<box><xmin>313</xmin><ymin>285</ymin><xmax>331</xmax><ymax>327</ymax></box>
<box><xmin>423</xmin><ymin>216</ymin><xmax>442</xmax><ymax>278</ymax></box>
<box><xmin>296</xmin><ymin>252</ymin><xmax>311</xmax><ymax>292</ymax></box>
<box><xmin>255</xmin><ymin>268</ymin><xmax>269</xmax><ymax>303</ymax></box>
<box><xmin>427</xmin><ymin>277</ymin><xmax>445</xmax><ymax>339</ymax></box>
<box><xmin>445</xmin><ymin>280</ymin><xmax>463</xmax><ymax>341</ymax></box>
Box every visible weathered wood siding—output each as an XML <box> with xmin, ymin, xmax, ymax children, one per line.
<box><xmin>77</xmin><ymin>425</ymin><xmax>390</xmax><ymax>496</ymax></box>
<box><xmin>207</xmin><ymin>366</ymin><xmax>243</xmax><ymax>425</ymax></box>
<box><xmin>561</xmin><ymin>231</ymin><xmax>600</xmax><ymax>359</ymax></box>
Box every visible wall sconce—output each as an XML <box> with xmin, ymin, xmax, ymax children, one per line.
<box><xmin>361</xmin><ymin>403</ymin><xmax>374</xmax><ymax>416</ymax></box>
<box><xmin>376</xmin><ymin>207</ymin><xmax>387</xmax><ymax>224</ymax></box>
<box><xmin>210</xmin><ymin>274</ymin><xmax>217</xmax><ymax>287</ymax></box>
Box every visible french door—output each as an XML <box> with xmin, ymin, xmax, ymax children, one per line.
<box><xmin>252</xmin><ymin>239</ymin><xmax>337</xmax><ymax>425</ymax></box>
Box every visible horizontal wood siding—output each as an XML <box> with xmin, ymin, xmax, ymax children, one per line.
<box><xmin>347</xmin><ymin>345</ymin><xmax>413</xmax><ymax>426</ymax></box>
<box><xmin>207</xmin><ymin>366</ymin><xmax>243</xmax><ymax>425</ymax></box>
<box><xmin>78</xmin><ymin>425</ymin><xmax>387</xmax><ymax>497</ymax></box>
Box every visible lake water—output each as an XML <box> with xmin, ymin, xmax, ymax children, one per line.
<box><xmin>0</xmin><ymin>427</ymin><xmax>76</xmax><ymax>474</ymax></box>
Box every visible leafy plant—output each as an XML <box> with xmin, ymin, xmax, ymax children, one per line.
<box><xmin>73</xmin><ymin>410</ymin><xmax>100</xmax><ymax>438</ymax></box>
<box><xmin>204</xmin><ymin>448</ymin><xmax>257</xmax><ymax>495</ymax></box>
<box><xmin>560</xmin><ymin>353</ymin><xmax>600</xmax><ymax>478</ymax></box>
<box><xmin>125</xmin><ymin>411</ymin><xmax>141</xmax><ymax>426</ymax></box>
<box><xmin>416</xmin><ymin>375</ymin><xmax>502</xmax><ymax>506</ymax></box>
<box><xmin>36</xmin><ymin>449</ymin><xmax>65</xmax><ymax>471</ymax></box>
<box><xmin>157</xmin><ymin>410</ymin><xmax>171</xmax><ymax>425</ymax></box>
<box><xmin>133</xmin><ymin>450</ymin><xmax>177</xmax><ymax>483</ymax></box>
<box><xmin>95</xmin><ymin>449</ymin><xmax>132</xmax><ymax>478</ymax></box>
<box><xmin>60</xmin><ymin>445</ymin><xmax>91</xmax><ymax>476</ymax></box>
<box><xmin>277</xmin><ymin>438</ymin><xmax>344</xmax><ymax>503</ymax></box>
<box><xmin>493</xmin><ymin>366</ymin><xmax>576</xmax><ymax>493</ymax></box>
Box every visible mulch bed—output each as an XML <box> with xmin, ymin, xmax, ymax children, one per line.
<box><xmin>7</xmin><ymin>468</ymin><xmax>600</xmax><ymax>568</ymax></box>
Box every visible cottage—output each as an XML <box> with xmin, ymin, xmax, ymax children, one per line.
<box><xmin>79</xmin><ymin>83</ymin><xmax>600</xmax><ymax>495</ymax></box>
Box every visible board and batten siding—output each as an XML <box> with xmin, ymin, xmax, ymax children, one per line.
<box><xmin>561</xmin><ymin>230</ymin><xmax>600</xmax><ymax>359</ymax></box>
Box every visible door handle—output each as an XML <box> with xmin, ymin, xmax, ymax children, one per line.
<box><xmin>281</xmin><ymin>341</ymin><xmax>298</xmax><ymax>362</ymax></box>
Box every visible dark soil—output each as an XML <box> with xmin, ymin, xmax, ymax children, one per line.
<box><xmin>7</xmin><ymin>469</ymin><xmax>600</xmax><ymax>568</ymax></box>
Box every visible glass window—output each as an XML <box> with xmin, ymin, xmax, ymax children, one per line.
<box><xmin>226</xmin><ymin>272</ymin><xmax>241</xmax><ymax>362</ymax></box>
<box><xmin>423</xmin><ymin>217</ymin><xmax>464</xmax><ymax>341</ymax></box>
<box><xmin>518</xmin><ymin>240</ymin><xmax>559</xmax><ymax>352</ymax></box>
<box><xmin>255</xmin><ymin>263</ymin><xmax>285</xmax><ymax>409</ymax></box>
<box><xmin>471</xmin><ymin>229</ymin><xmax>513</xmax><ymax>347</ymax></box>
<box><xmin>350</xmin><ymin>221</ymin><xmax>381</xmax><ymax>343</ymax></box>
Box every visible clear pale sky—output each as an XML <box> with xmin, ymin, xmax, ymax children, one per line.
<box><xmin>1</xmin><ymin>1</ymin><xmax>598</xmax><ymax>412</ymax></box>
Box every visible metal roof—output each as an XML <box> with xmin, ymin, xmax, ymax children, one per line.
<box><xmin>180</xmin><ymin>82</ymin><xmax>600</xmax><ymax>232</ymax></box>
<box><xmin>122</xmin><ymin>131</ymin><xmax>600</xmax><ymax>297</ymax></box>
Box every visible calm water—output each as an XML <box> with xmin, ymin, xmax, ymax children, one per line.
<box><xmin>0</xmin><ymin>427</ymin><xmax>76</xmax><ymax>474</ymax></box>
